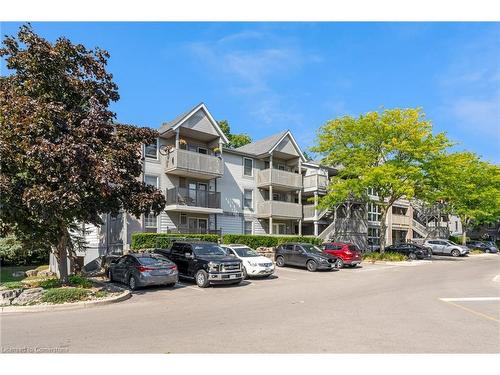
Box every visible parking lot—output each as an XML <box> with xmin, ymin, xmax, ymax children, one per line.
<box><xmin>1</xmin><ymin>255</ymin><xmax>499</xmax><ymax>353</ymax></box>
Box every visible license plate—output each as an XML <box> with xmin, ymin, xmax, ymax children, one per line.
<box><xmin>229</xmin><ymin>274</ymin><xmax>236</xmax><ymax>279</ymax></box>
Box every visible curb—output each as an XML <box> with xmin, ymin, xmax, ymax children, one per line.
<box><xmin>0</xmin><ymin>284</ymin><xmax>131</xmax><ymax>315</ymax></box>
<box><xmin>365</xmin><ymin>260</ymin><xmax>432</xmax><ymax>266</ymax></box>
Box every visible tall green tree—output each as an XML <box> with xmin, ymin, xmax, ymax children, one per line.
<box><xmin>0</xmin><ymin>25</ymin><xmax>166</xmax><ymax>282</ymax></box>
<box><xmin>312</xmin><ymin>108</ymin><xmax>450</xmax><ymax>252</ymax></box>
<box><xmin>218</xmin><ymin>120</ymin><xmax>252</xmax><ymax>148</ymax></box>
<box><xmin>424</xmin><ymin>152</ymin><xmax>500</xmax><ymax>244</ymax></box>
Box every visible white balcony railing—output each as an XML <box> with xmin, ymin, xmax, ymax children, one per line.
<box><xmin>392</xmin><ymin>214</ymin><xmax>411</xmax><ymax>226</ymax></box>
<box><xmin>303</xmin><ymin>174</ymin><xmax>329</xmax><ymax>191</ymax></box>
<box><xmin>257</xmin><ymin>201</ymin><xmax>302</xmax><ymax>219</ymax></box>
<box><xmin>256</xmin><ymin>169</ymin><xmax>302</xmax><ymax>190</ymax></box>
<box><xmin>165</xmin><ymin>148</ymin><xmax>224</xmax><ymax>178</ymax></box>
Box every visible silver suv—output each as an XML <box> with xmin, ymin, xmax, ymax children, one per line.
<box><xmin>424</xmin><ymin>239</ymin><xmax>469</xmax><ymax>257</ymax></box>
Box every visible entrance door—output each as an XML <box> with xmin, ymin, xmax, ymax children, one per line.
<box><xmin>188</xmin><ymin>217</ymin><xmax>208</xmax><ymax>234</ymax></box>
<box><xmin>188</xmin><ymin>218</ymin><xmax>198</xmax><ymax>233</ymax></box>
<box><xmin>197</xmin><ymin>183</ymin><xmax>208</xmax><ymax>207</ymax></box>
<box><xmin>198</xmin><ymin>218</ymin><xmax>208</xmax><ymax>234</ymax></box>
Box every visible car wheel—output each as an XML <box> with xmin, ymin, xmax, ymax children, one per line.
<box><xmin>451</xmin><ymin>249</ymin><xmax>460</xmax><ymax>257</ymax></box>
<box><xmin>195</xmin><ymin>270</ymin><xmax>209</xmax><ymax>288</ymax></box>
<box><xmin>408</xmin><ymin>252</ymin><xmax>417</xmax><ymax>260</ymax></box>
<box><xmin>128</xmin><ymin>275</ymin><xmax>138</xmax><ymax>290</ymax></box>
<box><xmin>306</xmin><ymin>260</ymin><xmax>318</xmax><ymax>272</ymax></box>
<box><xmin>336</xmin><ymin>258</ymin><xmax>344</xmax><ymax>269</ymax></box>
<box><xmin>276</xmin><ymin>256</ymin><xmax>285</xmax><ymax>267</ymax></box>
<box><xmin>242</xmin><ymin>266</ymin><xmax>248</xmax><ymax>279</ymax></box>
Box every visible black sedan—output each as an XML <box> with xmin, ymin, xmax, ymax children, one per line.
<box><xmin>108</xmin><ymin>253</ymin><xmax>178</xmax><ymax>290</ymax></box>
<box><xmin>384</xmin><ymin>243</ymin><xmax>432</xmax><ymax>260</ymax></box>
<box><xmin>275</xmin><ymin>243</ymin><xmax>339</xmax><ymax>272</ymax></box>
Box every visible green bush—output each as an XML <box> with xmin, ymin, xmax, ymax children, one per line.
<box><xmin>93</xmin><ymin>290</ymin><xmax>109</xmax><ymax>298</ymax></box>
<box><xmin>0</xmin><ymin>235</ymin><xmax>50</xmax><ymax>266</ymax></box>
<box><xmin>68</xmin><ymin>275</ymin><xmax>93</xmax><ymax>288</ymax></box>
<box><xmin>448</xmin><ymin>235</ymin><xmax>468</xmax><ymax>244</ymax></box>
<box><xmin>221</xmin><ymin>234</ymin><xmax>322</xmax><ymax>249</ymax></box>
<box><xmin>2</xmin><ymin>281</ymin><xmax>24</xmax><ymax>289</ymax></box>
<box><xmin>131</xmin><ymin>233</ymin><xmax>220</xmax><ymax>250</ymax></box>
<box><xmin>362</xmin><ymin>252</ymin><xmax>408</xmax><ymax>262</ymax></box>
<box><xmin>41</xmin><ymin>288</ymin><xmax>90</xmax><ymax>304</ymax></box>
<box><xmin>38</xmin><ymin>278</ymin><xmax>61</xmax><ymax>289</ymax></box>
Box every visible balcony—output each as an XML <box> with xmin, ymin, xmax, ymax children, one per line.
<box><xmin>165</xmin><ymin>187</ymin><xmax>223</xmax><ymax>214</ymax></box>
<box><xmin>302</xmin><ymin>204</ymin><xmax>329</xmax><ymax>221</ymax></box>
<box><xmin>165</xmin><ymin>148</ymin><xmax>224</xmax><ymax>180</ymax></box>
<box><xmin>256</xmin><ymin>168</ymin><xmax>303</xmax><ymax>191</ymax></box>
<box><xmin>392</xmin><ymin>214</ymin><xmax>411</xmax><ymax>227</ymax></box>
<box><xmin>256</xmin><ymin>200</ymin><xmax>302</xmax><ymax>219</ymax></box>
<box><xmin>303</xmin><ymin>174</ymin><xmax>329</xmax><ymax>193</ymax></box>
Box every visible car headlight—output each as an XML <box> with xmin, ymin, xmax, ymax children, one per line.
<box><xmin>208</xmin><ymin>261</ymin><xmax>218</xmax><ymax>271</ymax></box>
<box><xmin>247</xmin><ymin>261</ymin><xmax>258</xmax><ymax>267</ymax></box>
<box><xmin>320</xmin><ymin>258</ymin><xmax>329</xmax><ymax>263</ymax></box>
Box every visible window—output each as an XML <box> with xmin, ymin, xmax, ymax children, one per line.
<box><xmin>144</xmin><ymin>139</ymin><xmax>158</xmax><ymax>159</ymax></box>
<box><xmin>368</xmin><ymin>227</ymin><xmax>380</xmax><ymax>245</ymax></box>
<box><xmin>144</xmin><ymin>175</ymin><xmax>159</xmax><ymax>188</ymax></box>
<box><xmin>278</xmin><ymin>164</ymin><xmax>286</xmax><ymax>171</ymax></box>
<box><xmin>180</xmin><ymin>213</ymin><xmax>187</xmax><ymax>226</ymax></box>
<box><xmin>368</xmin><ymin>203</ymin><xmax>381</xmax><ymax>222</ymax></box>
<box><xmin>198</xmin><ymin>147</ymin><xmax>208</xmax><ymax>155</ymax></box>
<box><xmin>144</xmin><ymin>213</ymin><xmax>158</xmax><ymax>232</ymax></box>
<box><xmin>244</xmin><ymin>220</ymin><xmax>253</xmax><ymax>235</ymax></box>
<box><xmin>367</xmin><ymin>187</ymin><xmax>377</xmax><ymax>196</ymax></box>
<box><xmin>392</xmin><ymin>206</ymin><xmax>407</xmax><ymax>216</ymax></box>
<box><xmin>243</xmin><ymin>189</ymin><xmax>253</xmax><ymax>209</ymax></box>
<box><xmin>243</xmin><ymin>158</ymin><xmax>253</xmax><ymax>176</ymax></box>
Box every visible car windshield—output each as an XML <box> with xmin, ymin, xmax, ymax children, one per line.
<box><xmin>301</xmin><ymin>244</ymin><xmax>324</xmax><ymax>254</ymax></box>
<box><xmin>192</xmin><ymin>243</ymin><xmax>226</xmax><ymax>256</ymax></box>
<box><xmin>484</xmin><ymin>241</ymin><xmax>494</xmax><ymax>246</ymax></box>
<box><xmin>233</xmin><ymin>247</ymin><xmax>259</xmax><ymax>257</ymax></box>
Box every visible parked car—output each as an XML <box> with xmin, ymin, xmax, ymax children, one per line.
<box><xmin>108</xmin><ymin>253</ymin><xmax>178</xmax><ymax>290</ymax></box>
<box><xmin>220</xmin><ymin>244</ymin><xmax>274</xmax><ymax>279</ymax></box>
<box><xmin>322</xmin><ymin>242</ymin><xmax>362</xmax><ymax>268</ymax></box>
<box><xmin>424</xmin><ymin>239</ymin><xmax>469</xmax><ymax>257</ymax></box>
<box><xmin>155</xmin><ymin>241</ymin><xmax>243</xmax><ymax>288</ymax></box>
<box><xmin>275</xmin><ymin>243</ymin><xmax>338</xmax><ymax>272</ymax></box>
<box><xmin>383</xmin><ymin>243</ymin><xmax>432</xmax><ymax>260</ymax></box>
<box><xmin>482</xmin><ymin>241</ymin><xmax>500</xmax><ymax>253</ymax></box>
<box><xmin>467</xmin><ymin>240</ymin><xmax>499</xmax><ymax>253</ymax></box>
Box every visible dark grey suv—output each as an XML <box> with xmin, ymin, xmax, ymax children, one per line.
<box><xmin>275</xmin><ymin>243</ymin><xmax>339</xmax><ymax>272</ymax></box>
<box><xmin>108</xmin><ymin>253</ymin><xmax>178</xmax><ymax>290</ymax></box>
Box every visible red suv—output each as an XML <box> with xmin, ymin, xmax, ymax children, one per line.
<box><xmin>322</xmin><ymin>242</ymin><xmax>362</xmax><ymax>268</ymax></box>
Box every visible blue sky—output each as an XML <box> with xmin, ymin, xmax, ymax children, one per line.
<box><xmin>1</xmin><ymin>22</ymin><xmax>499</xmax><ymax>163</ymax></box>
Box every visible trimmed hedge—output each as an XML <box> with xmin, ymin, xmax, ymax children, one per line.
<box><xmin>131</xmin><ymin>232</ymin><xmax>322</xmax><ymax>250</ymax></box>
<box><xmin>222</xmin><ymin>234</ymin><xmax>321</xmax><ymax>248</ymax></box>
<box><xmin>131</xmin><ymin>233</ymin><xmax>220</xmax><ymax>250</ymax></box>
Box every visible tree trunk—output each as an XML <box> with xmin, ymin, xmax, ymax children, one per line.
<box><xmin>57</xmin><ymin>228</ymin><xmax>69</xmax><ymax>285</ymax></box>
<box><xmin>379</xmin><ymin>207</ymin><xmax>388</xmax><ymax>254</ymax></box>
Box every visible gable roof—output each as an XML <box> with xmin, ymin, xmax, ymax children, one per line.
<box><xmin>235</xmin><ymin>130</ymin><xmax>306</xmax><ymax>161</ymax></box>
<box><xmin>159</xmin><ymin>103</ymin><xmax>229</xmax><ymax>144</ymax></box>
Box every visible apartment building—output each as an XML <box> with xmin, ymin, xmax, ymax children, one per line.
<box><xmin>75</xmin><ymin>103</ymin><xmax>457</xmax><ymax>268</ymax></box>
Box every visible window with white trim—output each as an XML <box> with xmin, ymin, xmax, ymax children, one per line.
<box><xmin>243</xmin><ymin>189</ymin><xmax>253</xmax><ymax>209</ymax></box>
<box><xmin>368</xmin><ymin>227</ymin><xmax>380</xmax><ymax>245</ymax></box>
<box><xmin>243</xmin><ymin>158</ymin><xmax>253</xmax><ymax>176</ymax></box>
<box><xmin>367</xmin><ymin>202</ymin><xmax>381</xmax><ymax>222</ymax></box>
<box><xmin>244</xmin><ymin>220</ymin><xmax>253</xmax><ymax>235</ymax></box>
<box><xmin>144</xmin><ymin>139</ymin><xmax>159</xmax><ymax>159</ymax></box>
<box><xmin>144</xmin><ymin>213</ymin><xmax>158</xmax><ymax>232</ymax></box>
<box><xmin>144</xmin><ymin>175</ymin><xmax>159</xmax><ymax>188</ymax></box>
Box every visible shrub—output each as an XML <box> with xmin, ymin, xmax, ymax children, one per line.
<box><xmin>221</xmin><ymin>234</ymin><xmax>322</xmax><ymax>249</ymax></box>
<box><xmin>38</xmin><ymin>278</ymin><xmax>61</xmax><ymax>289</ymax></box>
<box><xmin>94</xmin><ymin>290</ymin><xmax>109</xmax><ymax>298</ymax></box>
<box><xmin>131</xmin><ymin>233</ymin><xmax>220</xmax><ymax>250</ymax></box>
<box><xmin>0</xmin><ymin>235</ymin><xmax>50</xmax><ymax>266</ymax></box>
<box><xmin>68</xmin><ymin>275</ymin><xmax>93</xmax><ymax>288</ymax></box>
<box><xmin>41</xmin><ymin>288</ymin><xmax>90</xmax><ymax>304</ymax></box>
<box><xmin>363</xmin><ymin>252</ymin><xmax>408</xmax><ymax>262</ymax></box>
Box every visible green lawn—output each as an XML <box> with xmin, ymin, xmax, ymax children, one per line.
<box><xmin>0</xmin><ymin>265</ymin><xmax>49</xmax><ymax>284</ymax></box>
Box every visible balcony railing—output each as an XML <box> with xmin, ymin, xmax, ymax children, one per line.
<box><xmin>392</xmin><ymin>214</ymin><xmax>411</xmax><ymax>226</ymax></box>
<box><xmin>303</xmin><ymin>174</ymin><xmax>329</xmax><ymax>191</ymax></box>
<box><xmin>166</xmin><ymin>226</ymin><xmax>222</xmax><ymax>235</ymax></box>
<box><xmin>165</xmin><ymin>148</ymin><xmax>224</xmax><ymax>178</ymax></box>
<box><xmin>166</xmin><ymin>187</ymin><xmax>221</xmax><ymax>209</ymax></box>
<box><xmin>302</xmin><ymin>204</ymin><xmax>329</xmax><ymax>221</ymax></box>
<box><xmin>256</xmin><ymin>200</ymin><xmax>302</xmax><ymax>219</ymax></box>
<box><xmin>256</xmin><ymin>168</ymin><xmax>303</xmax><ymax>190</ymax></box>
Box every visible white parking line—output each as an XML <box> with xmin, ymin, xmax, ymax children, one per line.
<box><xmin>176</xmin><ymin>282</ymin><xmax>204</xmax><ymax>292</ymax></box>
<box><xmin>276</xmin><ymin>267</ymin><xmax>307</xmax><ymax>274</ymax></box>
<box><xmin>492</xmin><ymin>275</ymin><xmax>500</xmax><ymax>282</ymax></box>
<box><xmin>439</xmin><ymin>297</ymin><xmax>500</xmax><ymax>302</ymax></box>
<box><xmin>357</xmin><ymin>265</ymin><xmax>401</xmax><ymax>272</ymax></box>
